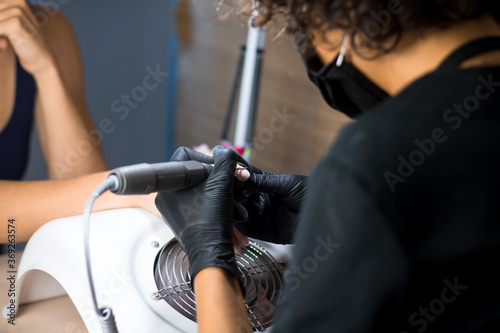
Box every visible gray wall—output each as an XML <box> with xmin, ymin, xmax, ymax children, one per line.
<box><xmin>25</xmin><ymin>0</ymin><xmax>172</xmax><ymax>179</ymax></box>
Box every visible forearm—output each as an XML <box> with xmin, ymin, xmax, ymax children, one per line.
<box><xmin>34</xmin><ymin>64</ymin><xmax>107</xmax><ymax>179</ymax></box>
<box><xmin>194</xmin><ymin>267</ymin><xmax>252</xmax><ymax>333</ymax></box>
<box><xmin>0</xmin><ymin>172</ymin><xmax>155</xmax><ymax>243</ymax></box>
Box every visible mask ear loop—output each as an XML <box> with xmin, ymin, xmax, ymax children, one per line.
<box><xmin>336</xmin><ymin>33</ymin><xmax>349</xmax><ymax>67</ymax></box>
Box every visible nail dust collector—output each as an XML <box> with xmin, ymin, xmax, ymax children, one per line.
<box><xmin>5</xmin><ymin>208</ymin><xmax>287</xmax><ymax>332</ymax></box>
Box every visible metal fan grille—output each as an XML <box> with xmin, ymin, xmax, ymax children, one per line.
<box><xmin>154</xmin><ymin>239</ymin><xmax>284</xmax><ymax>331</ymax></box>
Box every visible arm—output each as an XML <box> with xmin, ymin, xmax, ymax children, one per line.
<box><xmin>0</xmin><ymin>3</ymin><xmax>157</xmax><ymax>243</ymax></box>
<box><xmin>194</xmin><ymin>268</ymin><xmax>252</xmax><ymax>333</ymax></box>
<box><xmin>0</xmin><ymin>174</ymin><xmax>159</xmax><ymax>243</ymax></box>
<box><xmin>31</xmin><ymin>5</ymin><xmax>107</xmax><ymax>178</ymax></box>
<box><xmin>169</xmin><ymin>149</ymin><xmax>408</xmax><ymax>332</ymax></box>
<box><xmin>155</xmin><ymin>147</ymin><xmax>253</xmax><ymax>332</ymax></box>
<box><xmin>0</xmin><ymin>2</ymin><xmax>106</xmax><ymax>178</ymax></box>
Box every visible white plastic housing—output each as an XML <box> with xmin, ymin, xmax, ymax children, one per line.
<box><xmin>7</xmin><ymin>208</ymin><xmax>196</xmax><ymax>333</ymax></box>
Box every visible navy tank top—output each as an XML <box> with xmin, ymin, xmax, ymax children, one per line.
<box><xmin>0</xmin><ymin>59</ymin><xmax>36</xmax><ymax>180</ymax></box>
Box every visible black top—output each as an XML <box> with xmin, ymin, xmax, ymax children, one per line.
<box><xmin>273</xmin><ymin>38</ymin><xmax>500</xmax><ymax>332</ymax></box>
<box><xmin>0</xmin><ymin>59</ymin><xmax>36</xmax><ymax>180</ymax></box>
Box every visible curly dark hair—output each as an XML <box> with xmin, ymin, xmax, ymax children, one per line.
<box><xmin>253</xmin><ymin>0</ymin><xmax>500</xmax><ymax>59</ymax></box>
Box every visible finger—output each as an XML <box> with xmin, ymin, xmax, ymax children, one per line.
<box><xmin>0</xmin><ymin>8</ymin><xmax>39</xmax><ymax>43</ymax></box>
<box><xmin>5</xmin><ymin>1</ymin><xmax>40</xmax><ymax>26</ymax></box>
<box><xmin>233</xmin><ymin>233</ymin><xmax>241</xmax><ymax>255</ymax></box>
<box><xmin>212</xmin><ymin>146</ymin><xmax>239</xmax><ymax>173</ymax></box>
<box><xmin>246</xmin><ymin>173</ymin><xmax>283</xmax><ymax>194</ymax></box>
<box><xmin>233</xmin><ymin>177</ymin><xmax>252</xmax><ymax>203</ymax></box>
<box><xmin>0</xmin><ymin>5</ymin><xmax>38</xmax><ymax>32</ymax></box>
<box><xmin>235</xmin><ymin>167</ymin><xmax>251</xmax><ymax>181</ymax></box>
<box><xmin>213</xmin><ymin>145</ymin><xmax>251</xmax><ymax>169</ymax></box>
<box><xmin>169</xmin><ymin>146</ymin><xmax>214</xmax><ymax>163</ymax></box>
<box><xmin>233</xmin><ymin>199</ymin><xmax>248</xmax><ymax>223</ymax></box>
<box><xmin>0</xmin><ymin>0</ymin><xmax>29</xmax><ymax>10</ymax></box>
<box><xmin>234</xmin><ymin>227</ymin><xmax>249</xmax><ymax>246</ymax></box>
<box><xmin>233</xmin><ymin>226</ymin><xmax>249</xmax><ymax>255</ymax></box>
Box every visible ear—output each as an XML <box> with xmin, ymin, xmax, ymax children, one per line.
<box><xmin>312</xmin><ymin>28</ymin><xmax>348</xmax><ymax>65</ymax></box>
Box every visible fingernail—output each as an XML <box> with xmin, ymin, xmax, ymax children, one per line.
<box><xmin>240</xmin><ymin>169</ymin><xmax>250</xmax><ymax>179</ymax></box>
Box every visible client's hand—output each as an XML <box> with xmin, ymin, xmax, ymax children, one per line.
<box><xmin>155</xmin><ymin>146</ymin><xmax>246</xmax><ymax>286</ymax></box>
<box><xmin>0</xmin><ymin>1</ymin><xmax>55</xmax><ymax>75</ymax></box>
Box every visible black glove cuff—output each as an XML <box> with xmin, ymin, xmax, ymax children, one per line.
<box><xmin>187</xmin><ymin>247</ymin><xmax>245</xmax><ymax>295</ymax></box>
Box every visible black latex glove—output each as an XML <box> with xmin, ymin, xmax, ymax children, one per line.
<box><xmin>168</xmin><ymin>146</ymin><xmax>215</xmax><ymax>164</ymax></box>
<box><xmin>167</xmin><ymin>146</ymin><xmax>250</xmax><ymax>223</ymax></box>
<box><xmin>155</xmin><ymin>146</ymin><xmax>246</xmax><ymax>287</ymax></box>
<box><xmin>237</xmin><ymin>167</ymin><xmax>308</xmax><ymax>244</ymax></box>
<box><xmin>165</xmin><ymin>146</ymin><xmax>308</xmax><ymax>244</ymax></box>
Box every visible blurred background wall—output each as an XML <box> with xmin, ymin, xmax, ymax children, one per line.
<box><xmin>25</xmin><ymin>0</ymin><xmax>350</xmax><ymax>179</ymax></box>
<box><xmin>173</xmin><ymin>0</ymin><xmax>350</xmax><ymax>175</ymax></box>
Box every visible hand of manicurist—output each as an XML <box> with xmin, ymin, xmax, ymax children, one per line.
<box><xmin>166</xmin><ymin>146</ymin><xmax>250</xmax><ymax>252</ymax></box>
<box><xmin>236</xmin><ymin>167</ymin><xmax>308</xmax><ymax>244</ymax></box>
<box><xmin>166</xmin><ymin>146</ymin><xmax>308</xmax><ymax>245</ymax></box>
<box><xmin>155</xmin><ymin>146</ymin><xmax>248</xmax><ymax>286</ymax></box>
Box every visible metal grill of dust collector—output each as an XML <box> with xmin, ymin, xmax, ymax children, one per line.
<box><xmin>153</xmin><ymin>239</ymin><xmax>284</xmax><ymax>331</ymax></box>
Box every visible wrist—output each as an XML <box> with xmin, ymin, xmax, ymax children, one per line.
<box><xmin>31</xmin><ymin>57</ymin><xmax>60</xmax><ymax>83</ymax></box>
<box><xmin>187</xmin><ymin>243</ymin><xmax>244</xmax><ymax>292</ymax></box>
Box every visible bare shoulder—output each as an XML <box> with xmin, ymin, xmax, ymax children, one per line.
<box><xmin>30</xmin><ymin>5</ymin><xmax>74</xmax><ymax>35</ymax></box>
<box><xmin>31</xmin><ymin>5</ymin><xmax>76</xmax><ymax>41</ymax></box>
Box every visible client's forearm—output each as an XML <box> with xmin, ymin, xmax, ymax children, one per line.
<box><xmin>0</xmin><ymin>172</ymin><xmax>157</xmax><ymax>243</ymax></box>
<box><xmin>34</xmin><ymin>64</ymin><xmax>108</xmax><ymax>179</ymax></box>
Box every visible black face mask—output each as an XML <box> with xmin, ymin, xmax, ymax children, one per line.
<box><xmin>306</xmin><ymin>55</ymin><xmax>390</xmax><ymax>118</ymax></box>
